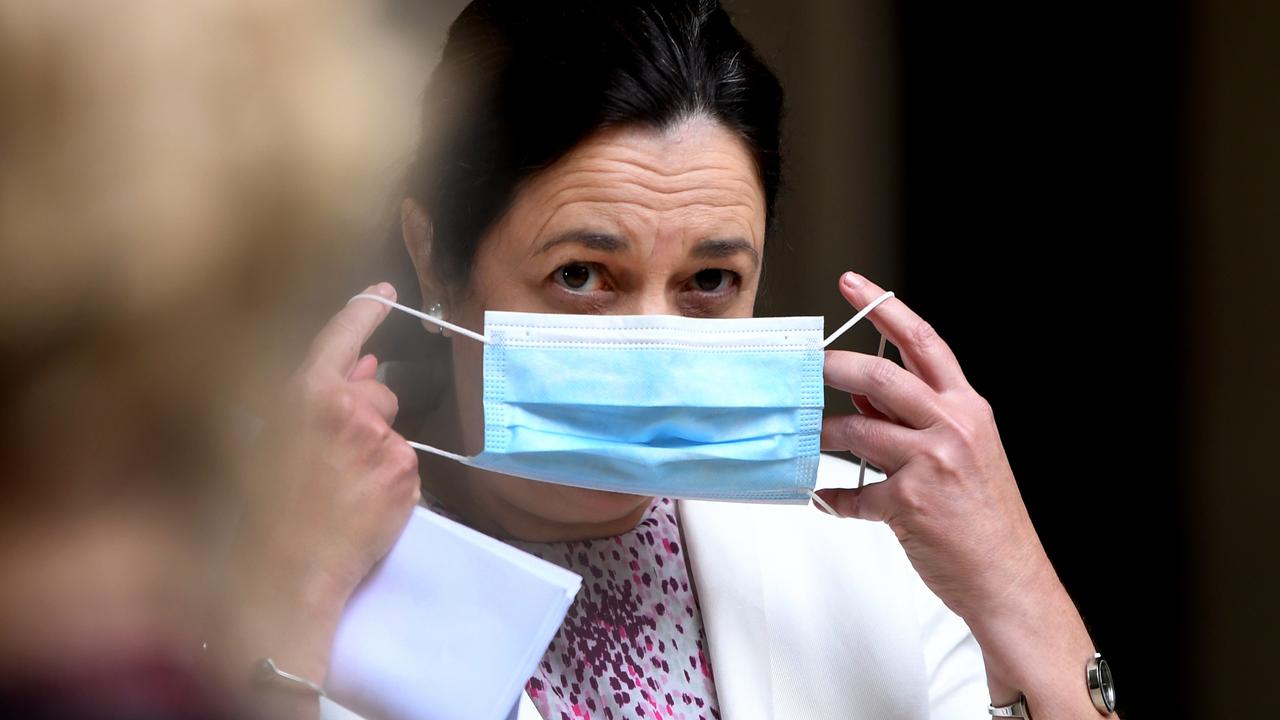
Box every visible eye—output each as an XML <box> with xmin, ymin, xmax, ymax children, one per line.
<box><xmin>692</xmin><ymin>268</ymin><xmax>734</xmax><ymax>293</ymax></box>
<box><xmin>554</xmin><ymin>262</ymin><xmax>605</xmax><ymax>292</ymax></box>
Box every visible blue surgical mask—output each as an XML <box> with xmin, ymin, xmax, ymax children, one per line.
<box><xmin>352</xmin><ymin>292</ymin><xmax>894</xmax><ymax>506</ymax></box>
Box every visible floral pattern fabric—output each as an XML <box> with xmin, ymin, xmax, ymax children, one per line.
<box><xmin>509</xmin><ymin>497</ymin><xmax>720</xmax><ymax>720</ymax></box>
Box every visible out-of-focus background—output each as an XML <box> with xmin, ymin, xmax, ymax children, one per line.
<box><xmin>2</xmin><ymin>0</ymin><xmax>1275</xmax><ymax>716</ymax></box>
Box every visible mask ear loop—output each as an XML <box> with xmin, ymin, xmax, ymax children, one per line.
<box><xmin>809</xmin><ymin>290</ymin><xmax>895</xmax><ymax>513</ymax></box>
<box><xmin>821</xmin><ymin>290</ymin><xmax>894</xmax><ymax>349</ymax></box>
<box><xmin>350</xmin><ymin>293</ymin><xmax>491</xmax><ymax>344</ymax></box>
<box><xmin>348</xmin><ymin>293</ymin><xmax>489</xmax><ymax>463</ymax></box>
<box><xmin>809</xmin><ymin>490</ymin><xmax>840</xmax><ymax>516</ymax></box>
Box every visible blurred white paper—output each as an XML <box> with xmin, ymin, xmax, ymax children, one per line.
<box><xmin>326</xmin><ymin>506</ymin><xmax>581</xmax><ymax>720</ymax></box>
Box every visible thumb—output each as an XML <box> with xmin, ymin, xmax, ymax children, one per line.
<box><xmin>348</xmin><ymin>353</ymin><xmax>379</xmax><ymax>382</ymax></box>
<box><xmin>813</xmin><ymin>483</ymin><xmax>894</xmax><ymax>523</ymax></box>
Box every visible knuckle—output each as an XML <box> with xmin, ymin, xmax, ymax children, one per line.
<box><xmin>925</xmin><ymin>441</ymin><xmax>961</xmax><ymax>472</ymax></box>
<box><xmin>329</xmin><ymin>315</ymin><xmax>362</xmax><ymax>344</ymax></box>
<box><xmin>911</xmin><ymin>319</ymin><xmax>939</xmax><ymax>349</ymax></box>
<box><xmin>841</xmin><ymin>414</ymin><xmax>872</xmax><ymax>445</ymax></box>
<box><xmin>321</xmin><ymin>387</ymin><xmax>358</xmax><ymax>425</ymax></box>
<box><xmin>341</xmin><ymin>407</ymin><xmax>389</xmax><ymax>447</ymax></box>
<box><xmin>867</xmin><ymin>357</ymin><xmax>898</xmax><ymax>390</ymax></box>
<box><xmin>861</xmin><ymin>417</ymin><xmax>889</xmax><ymax>450</ymax></box>
<box><xmin>368</xmin><ymin>418</ymin><xmax>393</xmax><ymax>445</ymax></box>
<box><xmin>889</xmin><ymin>479</ymin><xmax>925</xmax><ymax>514</ymax></box>
<box><xmin>971</xmin><ymin>394</ymin><xmax>995</xmax><ymax>423</ymax></box>
<box><xmin>941</xmin><ymin>413</ymin><xmax>976</xmax><ymax>447</ymax></box>
<box><xmin>947</xmin><ymin>397</ymin><xmax>993</xmax><ymax>447</ymax></box>
<box><xmin>386</xmin><ymin>441</ymin><xmax>419</xmax><ymax>478</ymax></box>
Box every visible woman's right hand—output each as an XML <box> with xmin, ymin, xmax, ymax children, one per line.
<box><xmin>223</xmin><ymin>282</ymin><xmax>420</xmax><ymax>700</ymax></box>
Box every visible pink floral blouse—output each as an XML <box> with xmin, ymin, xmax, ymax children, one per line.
<box><xmin>507</xmin><ymin>497</ymin><xmax>721</xmax><ymax>720</ymax></box>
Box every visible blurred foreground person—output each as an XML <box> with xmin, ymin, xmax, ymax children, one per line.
<box><xmin>0</xmin><ymin>1</ymin><xmax>413</xmax><ymax>717</ymax></box>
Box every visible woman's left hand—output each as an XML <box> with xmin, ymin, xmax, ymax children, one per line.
<box><xmin>816</xmin><ymin>271</ymin><xmax>1052</xmax><ymax>628</ymax></box>
<box><xmin>817</xmin><ymin>272</ymin><xmax>1109</xmax><ymax>715</ymax></box>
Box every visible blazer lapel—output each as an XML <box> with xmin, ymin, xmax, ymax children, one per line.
<box><xmin>679</xmin><ymin>456</ymin><xmax>931</xmax><ymax>720</ymax></box>
<box><xmin>679</xmin><ymin>498</ymin><xmax>775</xmax><ymax>719</ymax></box>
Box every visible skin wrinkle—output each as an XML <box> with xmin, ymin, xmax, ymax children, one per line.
<box><xmin>532</xmin><ymin>231</ymin><xmax>630</xmax><ymax>257</ymax></box>
<box><xmin>527</xmin><ymin>197</ymin><xmax>757</xmax><ymax>256</ymax></box>
<box><xmin>555</xmin><ymin>162</ymin><xmax>762</xmax><ymax>193</ymax></box>
<box><xmin>533</xmin><ymin>233</ymin><xmax>759</xmax><ymax>269</ymax></box>
<box><xmin>536</xmin><ymin>177</ymin><xmax>758</xmax><ymax>213</ymax></box>
<box><xmin>409</xmin><ymin>117</ymin><xmax>767</xmax><ymax>542</ymax></box>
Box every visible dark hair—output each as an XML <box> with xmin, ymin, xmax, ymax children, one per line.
<box><xmin>405</xmin><ymin>0</ymin><xmax>784</xmax><ymax>292</ymax></box>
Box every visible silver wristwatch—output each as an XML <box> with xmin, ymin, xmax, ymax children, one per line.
<box><xmin>254</xmin><ymin>657</ymin><xmax>327</xmax><ymax>698</ymax></box>
<box><xmin>988</xmin><ymin>694</ymin><xmax>1031</xmax><ymax>719</ymax></box>
<box><xmin>1087</xmin><ymin>652</ymin><xmax>1117</xmax><ymax>714</ymax></box>
<box><xmin>988</xmin><ymin>651</ymin><xmax>1116</xmax><ymax>718</ymax></box>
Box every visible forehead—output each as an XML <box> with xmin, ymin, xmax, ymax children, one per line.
<box><xmin>495</xmin><ymin>117</ymin><xmax>767</xmax><ymax>248</ymax></box>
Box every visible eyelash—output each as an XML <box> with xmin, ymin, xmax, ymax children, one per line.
<box><xmin>686</xmin><ymin>267</ymin><xmax>740</xmax><ymax>295</ymax></box>
<box><xmin>547</xmin><ymin>262</ymin><xmax>741</xmax><ymax>300</ymax></box>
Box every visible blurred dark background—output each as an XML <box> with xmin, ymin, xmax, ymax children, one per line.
<box><xmin>388</xmin><ymin>1</ymin><xmax>1279</xmax><ymax>716</ymax></box>
<box><xmin>724</xmin><ymin>0</ymin><xmax>1278</xmax><ymax>717</ymax></box>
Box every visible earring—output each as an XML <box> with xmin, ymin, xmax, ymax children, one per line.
<box><xmin>423</xmin><ymin>301</ymin><xmax>445</xmax><ymax>334</ymax></box>
<box><xmin>424</xmin><ymin>301</ymin><xmax>451</xmax><ymax>337</ymax></box>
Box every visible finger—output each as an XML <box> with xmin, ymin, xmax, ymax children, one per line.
<box><xmin>820</xmin><ymin>413</ymin><xmax>916</xmax><ymax>475</ymax></box>
<box><xmin>851</xmin><ymin>394</ymin><xmax>889</xmax><ymax>422</ymax></box>
<box><xmin>323</xmin><ymin>403</ymin><xmax>393</xmax><ymax>467</ymax></box>
<box><xmin>837</xmin><ymin>272</ymin><xmax>967</xmax><ymax>392</ymax></box>
<box><xmin>304</xmin><ymin>283</ymin><xmax>396</xmax><ymax>377</ymax></box>
<box><xmin>814</xmin><ymin>484</ymin><xmax>893</xmax><ymax>523</ymax></box>
<box><xmin>855</xmin><ymin>390</ymin><xmax>900</xmax><ymax>425</ymax></box>
<box><xmin>349</xmin><ymin>354</ymin><xmax>379</xmax><ymax>382</ymax></box>
<box><xmin>352</xmin><ymin>378</ymin><xmax>399</xmax><ymax>423</ymax></box>
<box><xmin>824</xmin><ymin>350</ymin><xmax>943</xmax><ymax>429</ymax></box>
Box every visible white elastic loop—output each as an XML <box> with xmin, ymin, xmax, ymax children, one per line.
<box><xmin>406</xmin><ymin>439</ymin><xmax>471</xmax><ymax>464</ymax></box>
<box><xmin>809</xmin><ymin>490</ymin><xmax>840</xmax><ymax>517</ymax></box>
<box><xmin>349</xmin><ymin>293</ymin><xmax>491</xmax><ymax>344</ymax></box>
<box><xmin>822</xmin><ymin>290</ymin><xmax>896</xmax><ymax>348</ymax></box>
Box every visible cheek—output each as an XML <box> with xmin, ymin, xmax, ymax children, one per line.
<box><xmin>449</xmin><ymin>334</ymin><xmax>486</xmax><ymax>453</ymax></box>
<box><xmin>740</xmin><ymin>274</ymin><xmax>761</xmax><ymax>313</ymax></box>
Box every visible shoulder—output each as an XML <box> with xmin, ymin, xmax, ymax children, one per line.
<box><xmin>678</xmin><ymin>454</ymin><xmax>982</xmax><ymax>717</ymax></box>
<box><xmin>679</xmin><ymin>453</ymin><xmax>962</xmax><ymax>642</ymax></box>
<box><xmin>678</xmin><ymin>453</ymin><xmax>915</xmax><ymax>592</ymax></box>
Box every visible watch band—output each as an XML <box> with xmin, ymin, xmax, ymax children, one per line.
<box><xmin>988</xmin><ymin>694</ymin><xmax>1032</xmax><ymax>719</ymax></box>
<box><xmin>253</xmin><ymin>657</ymin><xmax>327</xmax><ymax>697</ymax></box>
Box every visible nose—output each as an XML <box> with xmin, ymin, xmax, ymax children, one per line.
<box><xmin>628</xmin><ymin>287</ymin><xmax>681</xmax><ymax>316</ymax></box>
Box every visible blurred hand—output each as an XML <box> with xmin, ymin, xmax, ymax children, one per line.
<box><xmin>226</xmin><ymin>282</ymin><xmax>419</xmax><ymax>694</ymax></box>
<box><xmin>271</xmin><ymin>282</ymin><xmax>421</xmax><ymax>593</ymax></box>
<box><xmin>815</xmin><ymin>272</ymin><xmax>1051</xmax><ymax>624</ymax></box>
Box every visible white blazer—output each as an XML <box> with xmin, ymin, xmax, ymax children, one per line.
<box><xmin>675</xmin><ymin>453</ymin><xmax>989</xmax><ymax>719</ymax></box>
<box><xmin>325</xmin><ymin>454</ymin><xmax>989</xmax><ymax>720</ymax></box>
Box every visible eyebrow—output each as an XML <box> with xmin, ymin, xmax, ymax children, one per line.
<box><xmin>691</xmin><ymin>237</ymin><xmax>760</xmax><ymax>268</ymax></box>
<box><xmin>533</xmin><ymin>231</ymin><xmax>630</xmax><ymax>256</ymax></box>
<box><xmin>532</xmin><ymin>230</ymin><xmax>760</xmax><ymax>268</ymax></box>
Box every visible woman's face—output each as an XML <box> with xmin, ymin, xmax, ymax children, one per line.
<box><xmin>411</xmin><ymin>117</ymin><xmax>767</xmax><ymax>538</ymax></box>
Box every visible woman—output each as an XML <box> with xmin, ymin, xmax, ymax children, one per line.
<box><xmin>225</xmin><ymin>1</ymin><xmax>1113</xmax><ymax>718</ymax></box>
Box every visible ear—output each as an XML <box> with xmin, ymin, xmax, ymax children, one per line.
<box><xmin>401</xmin><ymin>197</ymin><xmax>443</xmax><ymax>310</ymax></box>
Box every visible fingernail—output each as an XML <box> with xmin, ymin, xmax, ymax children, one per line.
<box><xmin>373</xmin><ymin>282</ymin><xmax>396</xmax><ymax>299</ymax></box>
<box><xmin>841</xmin><ymin>272</ymin><xmax>865</xmax><ymax>289</ymax></box>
